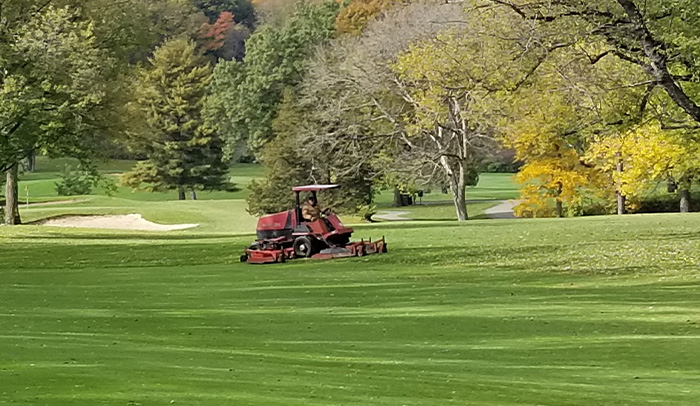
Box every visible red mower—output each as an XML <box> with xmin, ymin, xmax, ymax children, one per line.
<box><xmin>241</xmin><ymin>184</ymin><xmax>387</xmax><ymax>264</ymax></box>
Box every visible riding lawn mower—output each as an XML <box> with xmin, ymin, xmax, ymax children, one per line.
<box><xmin>241</xmin><ymin>184</ymin><xmax>387</xmax><ymax>264</ymax></box>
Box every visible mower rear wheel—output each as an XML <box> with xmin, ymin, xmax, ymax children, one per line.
<box><xmin>293</xmin><ymin>236</ymin><xmax>315</xmax><ymax>258</ymax></box>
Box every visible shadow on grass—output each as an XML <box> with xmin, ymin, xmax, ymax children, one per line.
<box><xmin>13</xmin><ymin>232</ymin><xmax>255</xmax><ymax>241</ymax></box>
<box><xmin>0</xmin><ymin>240</ymin><xmax>247</xmax><ymax>270</ymax></box>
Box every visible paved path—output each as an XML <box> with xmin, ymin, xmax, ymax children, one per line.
<box><xmin>373</xmin><ymin>200</ymin><xmax>520</xmax><ymax>221</ymax></box>
<box><xmin>373</xmin><ymin>211</ymin><xmax>413</xmax><ymax>221</ymax></box>
<box><xmin>484</xmin><ymin>200</ymin><xmax>518</xmax><ymax>219</ymax></box>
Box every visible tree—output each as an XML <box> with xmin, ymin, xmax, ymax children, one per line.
<box><xmin>585</xmin><ymin>123</ymin><xmax>700</xmax><ymax>213</ymax></box>
<box><xmin>247</xmin><ymin>88</ymin><xmax>376</xmax><ymax>215</ymax></box>
<box><xmin>246</xmin><ymin>89</ymin><xmax>315</xmax><ymax>215</ymax></box>
<box><xmin>335</xmin><ymin>0</ymin><xmax>406</xmax><ymax>34</ymax></box>
<box><xmin>198</xmin><ymin>11</ymin><xmax>251</xmax><ymax>61</ymax></box>
<box><xmin>478</xmin><ymin>0</ymin><xmax>700</xmax><ymax>128</ymax></box>
<box><xmin>206</xmin><ymin>1</ymin><xmax>340</xmax><ymax>154</ymax></box>
<box><xmin>392</xmin><ymin>26</ymin><xmax>540</xmax><ymax>220</ymax></box>
<box><xmin>121</xmin><ymin>39</ymin><xmax>230</xmax><ymax>200</ymax></box>
<box><xmin>194</xmin><ymin>0</ymin><xmax>255</xmax><ymax>26</ymax></box>
<box><xmin>304</xmin><ymin>2</ymin><xmax>551</xmax><ymax>220</ymax></box>
<box><xmin>300</xmin><ymin>2</ymin><xmax>489</xmax><ymax>219</ymax></box>
<box><xmin>1</xmin><ymin>5</ymin><xmax>112</xmax><ymax>224</ymax></box>
<box><xmin>81</xmin><ymin>0</ymin><xmax>206</xmax><ymax>63</ymax></box>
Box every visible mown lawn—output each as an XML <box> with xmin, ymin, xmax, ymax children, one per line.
<box><xmin>12</xmin><ymin>158</ymin><xmax>518</xmax><ymax>227</ymax></box>
<box><xmin>16</xmin><ymin>158</ymin><xmax>260</xmax><ymax>204</ymax></box>
<box><xmin>373</xmin><ymin>173</ymin><xmax>520</xmax><ymax>207</ymax></box>
<box><xmin>2</xmin><ymin>214</ymin><xmax>700</xmax><ymax>405</ymax></box>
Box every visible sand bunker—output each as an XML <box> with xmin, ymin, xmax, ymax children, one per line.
<box><xmin>39</xmin><ymin>214</ymin><xmax>198</xmax><ymax>231</ymax></box>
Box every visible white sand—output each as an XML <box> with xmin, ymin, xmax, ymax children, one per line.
<box><xmin>39</xmin><ymin>214</ymin><xmax>198</xmax><ymax>231</ymax></box>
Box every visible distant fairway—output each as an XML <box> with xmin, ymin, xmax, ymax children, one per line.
<box><xmin>2</xmin><ymin>214</ymin><xmax>700</xmax><ymax>405</ymax></box>
<box><xmin>12</xmin><ymin>158</ymin><xmax>517</xmax><ymax>229</ymax></box>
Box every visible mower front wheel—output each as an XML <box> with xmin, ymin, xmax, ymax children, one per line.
<box><xmin>293</xmin><ymin>236</ymin><xmax>315</xmax><ymax>258</ymax></box>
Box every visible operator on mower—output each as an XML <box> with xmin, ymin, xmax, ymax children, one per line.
<box><xmin>302</xmin><ymin>196</ymin><xmax>321</xmax><ymax>221</ymax></box>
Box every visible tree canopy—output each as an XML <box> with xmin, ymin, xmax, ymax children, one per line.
<box><xmin>121</xmin><ymin>39</ymin><xmax>230</xmax><ymax>200</ymax></box>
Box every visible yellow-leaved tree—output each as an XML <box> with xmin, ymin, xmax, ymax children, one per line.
<box><xmin>504</xmin><ymin>38</ymin><xmax>652</xmax><ymax>217</ymax></box>
<box><xmin>585</xmin><ymin>123</ymin><xmax>700</xmax><ymax>213</ymax></box>
<box><xmin>335</xmin><ymin>0</ymin><xmax>408</xmax><ymax>35</ymax></box>
<box><xmin>504</xmin><ymin>91</ymin><xmax>608</xmax><ymax>218</ymax></box>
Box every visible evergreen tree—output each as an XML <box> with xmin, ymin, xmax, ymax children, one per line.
<box><xmin>122</xmin><ymin>39</ymin><xmax>231</xmax><ymax>200</ymax></box>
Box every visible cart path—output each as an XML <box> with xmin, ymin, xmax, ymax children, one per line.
<box><xmin>374</xmin><ymin>200</ymin><xmax>520</xmax><ymax>221</ymax></box>
<box><xmin>373</xmin><ymin>211</ymin><xmax>413</xmax><ymax>221</ymax></box>
<box><xmin>484</xmin><ymin>200</ymin><xmax>519</xmax><ymax>219</ymax></box>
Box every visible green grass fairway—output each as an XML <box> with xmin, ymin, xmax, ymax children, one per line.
<box><xmin>16</xmin><ymin>158</ymin><xmax>261</xmax><ymax>203</ymax></box>
<box><xmin>2</xmin><ymin>214</ymin><xmax>700</xmax><ymax>405</ymax></box>
<box><xmin>12</xmin><ymin>158</ymin><xmax>518</xmax><ymax>228</ymax></box>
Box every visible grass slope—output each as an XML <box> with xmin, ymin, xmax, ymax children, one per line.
<box><xmin>2</xmin><ymin>214</ymin><xmax>700</xmax><ymax>405</ymax></box>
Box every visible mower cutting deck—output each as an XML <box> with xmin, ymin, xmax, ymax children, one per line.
<box><xmin>241</xmin><ymin>184</ymin><xmax>387</xmax><ymax>264</ymax></box>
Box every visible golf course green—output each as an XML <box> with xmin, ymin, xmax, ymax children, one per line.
<box><xmin>2</xmin><ymin>212</ymin><xmax>700</xmax><ymax>405</ymax></box>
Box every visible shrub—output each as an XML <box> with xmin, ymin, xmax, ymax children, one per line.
<box><xmin>55</xmin><ymin>165</ymin><xmax>94</xmax><ymax>196</ymax></box>
<box><xmin>636</xmin><ymin>192</ymin><xmax>700</xmax><ymax>213</ymax></box>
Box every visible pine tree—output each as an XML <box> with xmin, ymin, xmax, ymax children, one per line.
<box><xmin>122</xmin><ymin>39</ymin><xmax>231</xmax><ymax>200</ymax></box>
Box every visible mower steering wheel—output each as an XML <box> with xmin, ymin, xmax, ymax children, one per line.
<box><xmin>322</xmin><ymin>208</ymin><xmax>331</xmax><ymax>215</ymax></box>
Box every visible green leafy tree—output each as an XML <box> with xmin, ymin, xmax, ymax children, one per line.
<box><xmin>206</xmin><ymin>1</ymin><xmax>340</xmax><ymax>154</ymax></box>
<box><xmin>247</xmin><ymin>88</ymin><xmax>375</xmax><ymax>215</ymax></box>
<box><xmin>246</xmin><ymin>108</ymin><xmax>315</xmax><ymax>215</ymax></box>
<box><xmin>0</xmin><ymin>5</ymin><xmax>112</xmax><ymax>224</ymax></box>
<box><xmin>479</xmin><ymin>0</ymin><xmax>700</xmax><ymax>128</ymax></box>
<box><xmin>122</xmin><ymin>39</ymin><xmax>231</xmax><ymax>200</ymax></box>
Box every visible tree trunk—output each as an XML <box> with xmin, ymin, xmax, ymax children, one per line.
<box><xmin>616</xmin><ymin>156</ymin><xmax>626</xmax><ymax>215</ymax></box>
<box><xmin>448</xmin><ymin>159</ymin><xmax>468</xmax><ymax>221</ymax></box>
<box><xmin>393</xmin><ymin>186</ymin><xmax>401</xmax><ymax>207</ymax></box>
<box><xmin>555</xmin><ymin>200</ymin><xmax>563</xmax><ymax>218</ymax></box>
<box><xmin>190</xmin><ymin>189</ymin><xmax>197</xmax><ymax>200</ymax></box>
<box><xmin>680</xmin><ymin>189</ymin><xmax>690</xmax><ymax>213</ymax></box>
<box><xmin>679</xmin><ymin>178</ymin><xmax>691</xmax><ymax>213</ymax></box>
<box><xmin>5</xmin><ymin>165</ymin><xmax>21</xmax><ymax>225</ymax></box>
<box><xmin>555</xmin><ymin>181</ymin><xmax>563</xmax><ymax>218</ymax></box>
<box><xmin>178</xmin><ymin>186</ymin><xmax>186</xmax><ymax>200</ymax></box>
<box><xmin>27</xmin><ymin>151</ymin><xmax>36</xmax><ymax>172</ymax></box>
<box><xmin>451</xmin><ymin>182</ymin><xmax>468</xmax><ymax>221</ymax></box>
<box><xmin>617</xmin><ymin>193</ymin><xmax>626</xmax><ymax>215</ymax></box>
